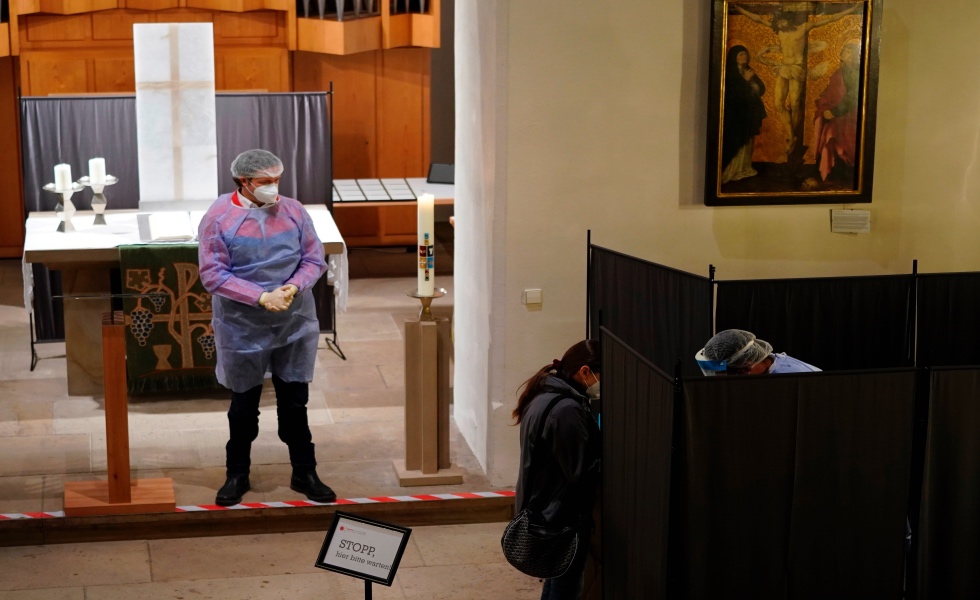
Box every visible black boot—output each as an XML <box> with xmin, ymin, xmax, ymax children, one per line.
<box><xmin>290</xmin><ymin>470</ymin><xmax>337</xmax><ymax>503</ymax></box>
<box><xmin>215</xmin><ymin>474</ymin><xmax>250</xmax><ymax>506</ymax></box>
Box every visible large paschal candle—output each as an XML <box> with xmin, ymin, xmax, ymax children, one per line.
<box><xmin>417</xmin><ymin>193</ymin><xmax>435</xmax><ymax>295</ymax></box>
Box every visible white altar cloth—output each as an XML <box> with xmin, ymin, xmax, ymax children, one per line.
<box><xmin>23</xmin><ymin>207</ymin><xmax>348</xmax><ymax>312</ymax></box>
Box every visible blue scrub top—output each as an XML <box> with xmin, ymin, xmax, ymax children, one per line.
<box><xmin>768</xmin><ymin>353</ymin><xmax>821</xmax><ymax>374</ymax></box>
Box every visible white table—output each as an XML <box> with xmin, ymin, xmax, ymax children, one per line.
<box><xmin>23</xmin><ymin>207</ymin><xmax>347</xmax><ymax>396</ymax></box>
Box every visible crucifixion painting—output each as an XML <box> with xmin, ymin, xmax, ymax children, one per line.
<box><xmin>733</xmin><ymin>3</ymin><xmax>861</xmax><ymax>158</ymax></box>
<box><xmin>705</xmin><ymin>1</ymin><xmax>882</xmax><ymax>206</ymax></box>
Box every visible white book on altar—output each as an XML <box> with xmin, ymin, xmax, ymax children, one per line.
<box><xmin>137</xmin><ymin>212</ymin><xmax>197</xmax><ymax>242</ymax></box>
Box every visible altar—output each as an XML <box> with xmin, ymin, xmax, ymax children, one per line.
<box><xmin>23</xmin><ymin>207</ymin><xmax>346</xmax><ymax>396</ymax></box>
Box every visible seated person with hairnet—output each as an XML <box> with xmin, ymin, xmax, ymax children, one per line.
<box><xmin>199</xmin><ymin>149</ymin><xmax>336</xmax><ymax>506</ymax></box>
<box><xmin>695</xmin><ymin>329</ymin><xmax>820</xmax><ymax>376</ymax></box>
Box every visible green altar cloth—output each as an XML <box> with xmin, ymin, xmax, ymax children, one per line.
<box><xmin>120</xmin><ymin>244</ymin><xmax>220</xmax><ymax>394</ymax></box>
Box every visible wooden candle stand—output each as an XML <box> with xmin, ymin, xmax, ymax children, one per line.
<box><xmin>63</xmin><ymin>312</ymin><xmax>176</xmax><ymax>517</ymax></box>
<box><xmin>394</xmin><ymin>292</ymin><xmax>463</xmax><ymax>486</ymax></box>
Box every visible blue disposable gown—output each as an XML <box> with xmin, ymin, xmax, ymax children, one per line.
<box><xmin>198</xmin><ymin>193</ymin><xmax>328</xmax><ymax>392</ymax></box>
<box><xmin>768</xmin><ymin>352</ymin><xmax>821</xmax><ymax>374</ymax></box>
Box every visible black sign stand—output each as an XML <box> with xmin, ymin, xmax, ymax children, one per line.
<box><xmin>315</xmin><ymin>511</ymin><xmax>412</xmax><ymax>597</ymax></box>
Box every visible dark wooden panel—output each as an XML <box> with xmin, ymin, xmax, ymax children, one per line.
<box><xmin>377</xmin><ymin>47</ymin><xmax>428</xmax><ymax>177</ymax></box>
<box><xmin>23</xmin><ymin>55</ymin><xmax>90</xmax><ymax>96</ymax></box>
<box><xmin>93</xmin><ymin>57</ymin><xmax>136</xmax><ymax>93</ymax></box>
<box><xmin>293</xmin><ymin>50</ymin><xmax>380</xmax><ymax>179</ymax></box>
<box><xmin>217</xmin><ymin>47</ymin><xmax>289</xmax><ymax>92</ymax></box>
<box><xmin>91</xmin><ymin>10</ymin><xmax>154</xmax><ymax>41</ymax></box>
<box><xmin>0</xmin><ymin>58</ymin><xmax>24</xmax><ymax>258</ymax></box>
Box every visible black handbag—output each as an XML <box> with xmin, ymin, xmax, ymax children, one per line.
<box><xmin>501</xmin><ymin>394</ymin><xmax>580</xmax><ymax>579</ymax></box>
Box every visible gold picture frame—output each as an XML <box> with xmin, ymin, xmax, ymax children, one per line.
<box><xmin>705</xmin><ymin>0</ymin><xmax>882</xmax><ymax>206</ymax></box>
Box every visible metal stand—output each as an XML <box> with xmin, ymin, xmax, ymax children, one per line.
<box><xmin>28</xmin><ymin>315</ymin><xmax>66</xmax><ymax>371</ymax></box>
<box><xmin>29</xmin><ymin>313</ymin><xmax>37</xmax><ymax>371</ymax></box>
<box><xmin>407</xmin><ymin>288</ymin><xmax>446</xmax><ymax>321</ymax></box>
<box><xmin>27</xmin><ymin>313</ymin><xmax>65</xmax><ymax>371</ymax></box>
<box><xmin>365</xmin><ymin>580</ymin><xmax>372</xmax><ymax>600</ymax></box>
<box><xmin>325</xmin><ymin>330</ymin><xmax>347</xmax><ymax>360</ymax></box>
<box><xmin>315</xmin><ymin>275</ymin><xmax>347</xmax><ymax>360</ymax></box>
<box><xmin>78</xmin><ymin>174</ymin><xmax>120</xmax><ymax>226</ymax></box>
<box><xmin>42</xmin><ymin>181</ymin><xmax>84</xmax><ymax>232</ymax></box>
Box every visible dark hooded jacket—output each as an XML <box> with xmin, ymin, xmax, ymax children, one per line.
<box><xmin>514</xmin><ymin>375</ymin><xmax>602</xmax><ymax>528</ymax></box>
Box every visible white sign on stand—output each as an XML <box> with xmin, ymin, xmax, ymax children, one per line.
<box><xmin>315</xmin><ymin>512</ymin><xmax>412</xmax><ymax>592</ymax></box>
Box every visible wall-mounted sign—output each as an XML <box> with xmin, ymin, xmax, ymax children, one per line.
<box><xmin>314</xmin><ymin>511</ymin><xmax>412</xmax><ymax>587</ymax></box>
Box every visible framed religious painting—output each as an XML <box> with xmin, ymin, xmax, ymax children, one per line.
<box><xmin>705</xmin><ymin>0</ymin><xmax>882</xmax><ymax>206</ymax></box>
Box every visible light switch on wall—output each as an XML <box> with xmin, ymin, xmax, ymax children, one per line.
<box><xmin>522</xmin><ymin>289</ymin><xmax>543</xmax><ymax>305</ymax></box>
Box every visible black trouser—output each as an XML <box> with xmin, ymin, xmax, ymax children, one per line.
<box><xmin>225</xmin><ymin>375</ymin><xmax>316</xmax><ymax>477</ymax></box>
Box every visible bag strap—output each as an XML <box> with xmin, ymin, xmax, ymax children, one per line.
<box><xmin>519</xmin><ymin>392</ymin><xmax>572</xmax><ymax>512</ymax></box>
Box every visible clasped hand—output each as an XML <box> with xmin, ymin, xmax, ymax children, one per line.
<box><xmin>260</xmin><ymin>284</ymin><xmax>298</xmax><ymax>312</ymax></box>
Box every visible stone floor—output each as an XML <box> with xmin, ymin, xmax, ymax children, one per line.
<box><xmin>0</xmin><ymin>251</ymin><xmax>497</xmax><ymax>514</ymax></box>
<box><xmin>0</xmin><ymin>523</ymin><xmax>543</xmax><ymax>599</ymax></box>
<box><xmin>0</xmin><ymin>228</ymin><xmax>545</xmax><ymax>597</ymax></box>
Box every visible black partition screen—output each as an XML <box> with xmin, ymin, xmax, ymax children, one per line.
<box><xmin>677</xmin><ymin>370</ymin><xmax>916</xmax><ymax>598</ymax></box>
<box><xmin>600</xmin><ymin>327</ymin><xmax>675</xmax><ymax>600</ymax></box>
<box><xmin>715</xmin><ymin>274</ymin><xmax>914</xmax><ymax>372</ymax></box>
<box><xmin>589</xmin><ymin>246</ymin><xmax>712</xmax><ymax>377</ymax></box>
<box><xmin>916</xmin><ymin>273</ymin><xmax>980</xmax><ymax>367</ymax></box>
<box><xmin>22</xmin><ymin>92</ymin><xmax>333</xmax><ymax>341</ymax></box>
<box><xmin>917</xmin><ymin>368</ymin><xmax>980</xmax><ymax>599</ymax></box>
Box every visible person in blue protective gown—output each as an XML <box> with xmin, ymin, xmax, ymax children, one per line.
<box><xmin>695</xmin><ymin>329</ymin><xmax>821</xmax><ymax>376</ymax></box>
<box><xmin>198</xmin><ymin>149</ymin><xmax>336</xmax><ymax>506</ymax></box>
<box><xmin>693</xmin><ymin>329</ymin><xmax>919</xmax><ymax>555</ymax></box>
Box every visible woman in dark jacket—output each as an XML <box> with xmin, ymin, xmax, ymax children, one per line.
<box><xmin>513</xmin><ymin>340</ymin><xmax>602</xmax><ymax>600</ymax></box>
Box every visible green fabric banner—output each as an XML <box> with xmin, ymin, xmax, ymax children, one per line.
<box><xmin>120</xmin><ymin>244</ymin><xmax>220</xmax><ymax>394</ymax></box>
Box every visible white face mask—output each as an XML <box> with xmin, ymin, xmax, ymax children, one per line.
<box><xmin>585</xmin><ymin>371</ymin><xmax>600</xmax><ymax>399</ymax></box>
<box><xmin>248</xmin><ymin>182</ymin><xmax>279</xmax><ymax>205</ymax></box>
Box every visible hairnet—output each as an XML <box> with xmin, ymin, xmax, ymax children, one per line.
<box><xmin>230</xmin><ymin>149</ymin><xmax>284</xmax><ymax>180</ymax></box>
<box><xmin>703</xmin><ymin>329</ymin><xmax>773</xmax><ymax>370</ymax></box>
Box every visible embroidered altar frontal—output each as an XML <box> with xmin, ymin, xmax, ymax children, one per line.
<box><xmin>121</xmin><ymin>244</ymin><xmax>220</xmax><ymax>394</ymax></box>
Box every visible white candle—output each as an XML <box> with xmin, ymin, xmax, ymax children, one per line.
<box><xmin>89</xmin><ymin>157</ymin><xmax>106</xmax><ymax>185</ymax></box>
<box><xmin>54</xmin><ymin>163</ymin><xmax>72</xmax><ymax>192</ymax></box>
<box><xmin>417</xmin><ymin>193</ymin><xmax>435</xmax><ymax>296</ymax></box>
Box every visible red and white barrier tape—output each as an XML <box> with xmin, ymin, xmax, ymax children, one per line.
<box><xmin>0</xmin><ymin>490</ymin><xmax>516</xmax><ymax>520</ymax></box>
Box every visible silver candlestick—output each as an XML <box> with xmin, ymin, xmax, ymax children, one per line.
<box><xmin>78</xmin><ymin>175</ymin><xmax>120</xmax><ymax>226</ymax></box>
<box><xmin>42</xmin><ymin>181</ymin><xmax>85</xmax><ymax>233</ymax></box>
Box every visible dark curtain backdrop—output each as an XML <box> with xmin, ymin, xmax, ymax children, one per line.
<box><xmin>676</xmin><ymin>370</ymin><xmax>916</xmax><ymax>599</ymax></box>
<box><xmin>600</xmin><ymin>327</ymin><xmax>674</xmax><ymax>600</ymax></box>
<box><xmin>21</xmin><ymin>95</ymin><xmax>139</xmax><ymax>213</ymax></box>
<box><xmin>214</xmin><ymin>93</ymin><xmax>332</xmax><ymax>204</ymax></box>
<box><xmin>916</xmin><ymin>368</ymin><xmax>980</xmax><ymax>599</ymax></box>
<box><xmin>589</xmin><ymin>246</ymin><xmax>712</xmax><ymax>377</ymax></box>
<box><xmin>22</xmin><ymin>92</ymin><xmax>332</xmax><ymax>212</ymax></box>
<box><xmin>915</xmin><ymin>272</ymin><xmax>980</xmax><ymax>367</ymax></box>
<box><xmin>22</xmin><ymin>93</ymin><xmax>333</xmax><ymax>341</ymax></box>
<box><xmin>715</xmin><ymin>275</ymin><xmax>915</xmax><ymax>372</ymax></box>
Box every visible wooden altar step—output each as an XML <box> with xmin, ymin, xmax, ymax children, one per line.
<box><xmin>0</xmin><ymin>494</ymin><xmax>513</xmax><ymax>547</ymax></box>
